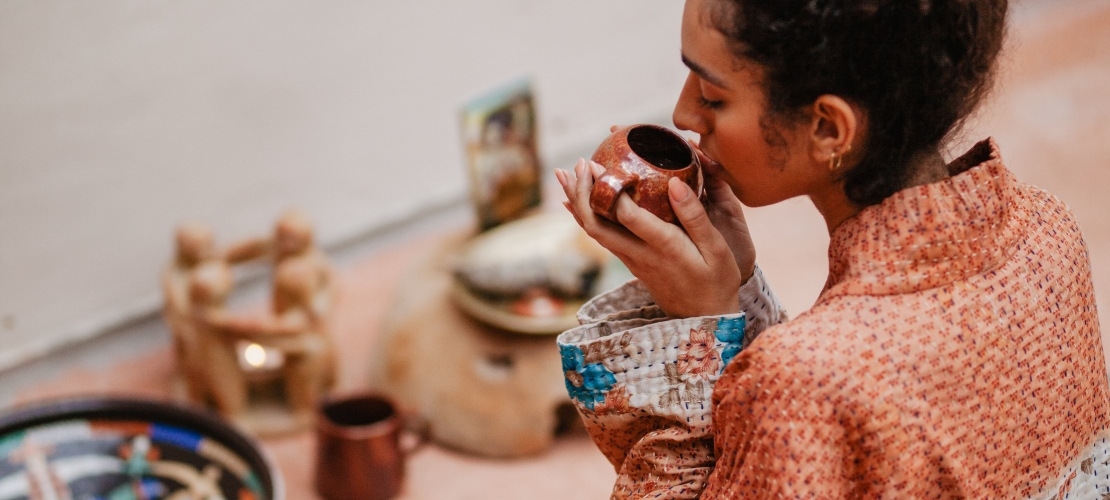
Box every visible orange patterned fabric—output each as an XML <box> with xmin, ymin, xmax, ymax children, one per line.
<box><xmin>704</xmin><ymin>138</ymin><xmax>1110</xmax><ymax>498</ymax></box>
<box><xmin>564</xmin><ymin>138</ymin><xmax>1110</xmax><ymax>499</ymax></box>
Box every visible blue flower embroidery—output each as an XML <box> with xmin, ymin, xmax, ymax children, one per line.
<box><xmin>559</xmin><ymin>344</ymin><xmax>616</xmax><ymax>410</ymax></box>
<box><xmin>714</xmin><ymin>315</ymin><xmax>747</xmax><ymax>369</ymax></box>
<box><xmin>560</xmin><ymin>343</ymin><xmax>583</xmax><ymax>372</ymax></box>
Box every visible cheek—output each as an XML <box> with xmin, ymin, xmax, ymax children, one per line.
<box><xmin>705</xmin><ymin>102</ymin><xmax>818</xmax><ymax>207</ymax></box>
<box><xmin>714</xmin><ymin>136</ymin><xmax>794</xmax><ymax>206</ymax></box>
<box><xmin>712</xmin><ymin>123</ymin><xmax>767</xmax><ymax>177</ymax></box>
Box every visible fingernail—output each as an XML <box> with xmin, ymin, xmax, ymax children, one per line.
<box><xmin>669</xmin><ymin>178</ymin><xmax>690</xmax><ymax>202</ymax></box>
<box><xmin>590</xmin><ymin>161</ymin><xmax>605</xmax><ymax>176</ymax></box>
<box><xmin>575</xmin><ymin>160</ymin><xmax>584</xmax><ymax>177</ymax></box>
<box><xmin>554</xmin><ymin>169</ymin><xmax>566</xmax><ymax>186</ymax></box>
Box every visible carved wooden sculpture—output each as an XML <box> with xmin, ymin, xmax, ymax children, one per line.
<box><xmin>162</xmin><ymin>222</ymin><xmax>217</xmax><ymax>403</ymax></box>
<box><xmin>185</xmin><ymin>260</ymin><xmax>249</xmax><ymax>421</ymax></box>
<box><xmin>163</xmin><ymin>211</ymin><xmax>338</xmax><ymax>434</ymax></box>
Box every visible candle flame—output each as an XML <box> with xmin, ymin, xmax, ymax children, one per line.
<box><xmin>244</xmin><ymin>343</ymin><xmax>267</xmax><ymax>368</ymax></box>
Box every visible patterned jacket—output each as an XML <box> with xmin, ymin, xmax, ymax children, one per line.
<box><xmin>557</xmin><ymin>138</ymin><xmax>1110</xmax><ymax>499</ymax></box>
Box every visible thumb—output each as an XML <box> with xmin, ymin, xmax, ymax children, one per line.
<box><xmin>669</xmin><ymin>177</ymin><xmax>727</xmax><ymax>258</ymax></box>
<box><xmin>702</xmin><ymin>170</ymin><xmax>747</xmax><ymax>224</ymax></box>
<box><xmin>705</xmin><ymin>172</ymin><xmax>734</xmax><ymax>201</ymax></box>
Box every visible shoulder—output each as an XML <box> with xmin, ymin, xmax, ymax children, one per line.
<box><xmin>1011</xmin><ymin>178</ymin><xmax>1093</xmax><ymax>272</ymax></box>
<box><xmin>1008</xmin><ymin>173</ymin><xmax>1085</xmax><ymax>236</ymax></box>
<box><xmin>715</xmin><ymin>304</ymin><xmax>878</xmax><ymax>409</ymax></box>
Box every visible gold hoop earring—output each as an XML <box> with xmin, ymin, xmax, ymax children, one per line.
<box><xmin>828</xmin><ymin>145</ymin><xmax>852</xmax><ymax>171</ymax></box>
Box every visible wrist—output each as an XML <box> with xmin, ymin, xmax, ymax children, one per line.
<box><xmin>740</xmin><ymin>261</ymin><xmax>756</xmax><ymax>285</ymax></box>
<box><xmin>665</xmin><ymin>289</ymin><xmax>741</xmax><ymax>319</ymax></box>
<box><xmin>740</xmin><ymin>268</ymin><xmax>754</xmax><ymax>285</ymax></box>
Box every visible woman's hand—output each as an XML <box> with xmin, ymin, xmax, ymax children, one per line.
<box><xmin>555</xmin><ymin>147</ymin><xmax>755</xmax><ymax>319</ymax></box>
<box><xmin>689</xmin><ymin>139</ymin><xmax>756</xmax><ymax>286</ymax></box>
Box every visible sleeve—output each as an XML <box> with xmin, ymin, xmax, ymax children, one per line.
<box><xmin>557</xmin><ymin>265</ymin><xmax>786</xmax><ymax>500</ymax></box>
<box><xmin>701</xmin><ymin>340</ymin><xmax>900</xmax><ymax>499</ymax></box>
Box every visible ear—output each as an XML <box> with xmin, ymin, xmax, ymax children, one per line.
<box><xmin>807</xmin><ymin>95</ymin><xmax>861</xmax><ymax>169</ymax></box>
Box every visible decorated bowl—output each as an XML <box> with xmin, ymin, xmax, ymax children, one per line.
<box><xmin>0</xmin><ymin>396</ymin><xmax>282</xmax><ymax>500</ymax></box>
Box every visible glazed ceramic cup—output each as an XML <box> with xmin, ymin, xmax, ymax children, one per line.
<box><xmin>314</xmin><ymin>392</ymin><xmax>426</xmax><ymax>500</ymax></box>
<box><xmin>588</xmin><ymin>124</ymin><xmax>703</xmax><ymax>224</ymax></box>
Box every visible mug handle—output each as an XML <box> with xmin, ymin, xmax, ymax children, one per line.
<box><xmin>400</xmin><ymin>414</ymin><xmax>430</xmax><ymax>457</ymax></box>
<box><xmin>589</xmin><ymin>168</ymin><xmax>639</xmax><ymax>222</ymax></box>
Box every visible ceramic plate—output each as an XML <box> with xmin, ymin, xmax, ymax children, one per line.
<box><xmin>0</xmin><ymin>396</ymin><xmax>282</xmax><ymax>500</ymax></box>
<box><xmin>449</xmin><ymin>279</ymin><xmax>584</xmax><ymax>335</ymax></box>
<box><xmin>450</xmin><ymin>212</ymin><xmax>633</xmax><ymax>335</ymax></box>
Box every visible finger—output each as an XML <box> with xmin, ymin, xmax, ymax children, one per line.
<box><xmin>704</xmin><ymin>174</ymin><xmax>747</xmax><ymax>223</ymax></box>
<box><xmin>556</xmin><ymin>167</ymin><xmax>579</xmax><ymax>202</ymax></box>
<box><xmin>607</xmin><ymin>250</ymin><xmax>641</xmax><ymax>279</ymax></box>
<box><xmin>587</xmin><ymin>160</ymin><xmax>605</xmax><ymax>179</ymax></box>
<box><xmin>576</xmin><ymin>159</ymin><xmax>614</xmax><ymax>220</ymax></box>
<box><xmin>572</xmin><ymin>158</ymin><xmax>594</xmax><ymax>216</ymax></box>
<box><xmin>558</xmin><ymin>160</ymin><xmax>585</xmax><ymax>203</ymax></box>
<box><xmin>554</xmin><ymin>168</ymin><xmax>568</xmax><ymax>190</ymax></box>
<box><xmin>704</xmin><ymin>174</ymin><xmax>737</xmax><ymax>209</ymax></box>
<box><xmin>563</xmin><ymin>201</ymin><xmax>584</xmax><ymax>227</ymax></box>
<box><xmin>669</xmin><ymin>177</ymin><xmax>733</xmax><ymax>264</ymax></box>
<box><xmin>697</xmin><ymin>176</ymin><xmax>754</xmax><ymax>275</ymax></box>
<box><xmin>612</xmin><ymin>192</ymin><xmax>691</xmax><ymax>262</ymax></box>
<box><xmin>572</xmin><ymin>160</ymin><xmax>647</xmax><ymax>255</ymax></box>
<box><xmin>587</xmin><ymin>216</ymin><xmax>654</xmax><ymax>260</ymax></box>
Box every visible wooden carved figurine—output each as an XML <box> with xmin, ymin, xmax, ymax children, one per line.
<box><xmin>225</xmin><ymin>210</ymin><xmax>335</xmax><ymax>291</ymax></box>
<box><xmin>164</xmin><ymin>211</ymin><xmax>339</xmax><ymax>434</ymax></box>
<box><xmin>222</xmin><ymin>209</ymin><xmax>338</xmax><ymax>420</ymax></box>
<box><xmin>224</xmin><ymin>257</ymin><xmax>338</xmax><ymax>426</ymax></box>
<box><xmin>185</xmin><ymin>260</ymin><xmax>249</xmax><ymax>421</ymax></box>
<box><xmin>162</xmin><ymin>222</ymin><xmax>217</xmax><ymax>402</ymax></box>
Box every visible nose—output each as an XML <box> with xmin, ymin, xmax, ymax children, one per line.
<box><xmin>672</xmin><ymin>72</ymin><xmax>708</xmax><ymax>135</ymax></box>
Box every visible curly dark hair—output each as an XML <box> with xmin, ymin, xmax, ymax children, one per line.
<box><xmin>707</xmin><ymin>0</ymin><xmax>1008</xmax><ymax>206</ymax></box>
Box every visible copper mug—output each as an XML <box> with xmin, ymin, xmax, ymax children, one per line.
<box><xmin>314</xmin><ymin>392</ymin><xmax>426</xmax><ymax>500</ymax></box>
<box><xmin>588</xmin><ymin>124</ymin><xmax>704</xmax><ymax>224</ymax></box>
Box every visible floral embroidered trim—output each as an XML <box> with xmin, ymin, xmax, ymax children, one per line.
<box><xmin>677</xmin><ymin>323</ymin><xmax>722</xmax><ymax>377</ymax></box>
<box><xmin>561</xmin><ymin>344</ymin><xmax>617</xmax><ymax>410</ymax></box>
<box><xmin>560</xmin><ymin>315</ymin><xmax>750</xmax><ymax>413</ymax></box>
<box><xmin>714</xmin><ymin>316</ymin><xmax>746</xmax><ymax>369</ymax></box>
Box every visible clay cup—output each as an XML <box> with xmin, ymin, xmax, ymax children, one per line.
<box><xmin>588</xmin><ymin>124</ymin><xmax>703</xmax><ymax>224</ymax></box>
<box><xmin>314</xmin><ymin>392</ymin><xmax>426</xmax><ymax>500</ymax></box>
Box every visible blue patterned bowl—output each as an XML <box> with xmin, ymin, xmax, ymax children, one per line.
<box><xmin>0</xmin><ymin>396</ymin><xmax>283</xmax><ymax>500</ymax></box>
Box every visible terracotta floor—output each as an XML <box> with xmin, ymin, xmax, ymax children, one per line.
<box><xmin>9</xmin><ymin>1</ymin><xmax>1110</xmax><ymax>498</ymax></box>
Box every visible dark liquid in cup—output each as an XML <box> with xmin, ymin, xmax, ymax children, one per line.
<box><xmin>322</xmin><ymin>397</ymin><xmax>395</xmax><ymax>427</ymax></box>
<box><xmin>627</xmin><ymin>126</ymin><xmax>692</xmax><ymax>170</ymax></box>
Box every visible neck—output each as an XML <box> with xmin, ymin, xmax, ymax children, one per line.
<box><xmin>904</xmin><ymin>149</ymin><xmax>949</xmax><ymax>188</ymax></box>
<box><xmin>811</xmin><ymin>148</ymin><xmax>949</xmax><ymax>234</ymax></box>
<box><xmin>811</xmin><ymin>190</ymin><xmax>860</xmax><ymax>235</ymax></box>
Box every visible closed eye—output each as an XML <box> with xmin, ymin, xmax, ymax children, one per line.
<box><xmin>698</xmin><ymin>96</ymin><xmax>724</xmax><ymax>110</ymax></box>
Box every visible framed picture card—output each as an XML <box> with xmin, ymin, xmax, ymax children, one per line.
<box><xmin>461</xmin><ymin>78</ymin><xmax>543</xmax><ymax>231</ymax></box>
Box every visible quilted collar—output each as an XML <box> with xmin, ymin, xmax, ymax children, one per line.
<box><xmin>820</xmin><ymin>138</ymin><xmax>1025</xmax><ymax>299</ymax></box>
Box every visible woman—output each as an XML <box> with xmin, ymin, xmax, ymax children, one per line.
<box><xmin>555</xmin><ymin>0</ymin><xmax>1110</xmax><ymax>498</ymax></box>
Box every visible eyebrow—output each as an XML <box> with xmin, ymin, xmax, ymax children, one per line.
<box><xmin>681</xmin><ymin>53</ymin><xmax>730</xmax><ymax>89</ymax></box>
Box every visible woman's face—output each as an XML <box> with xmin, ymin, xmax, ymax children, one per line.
<box><xmin>672</xmin><ymin>0</ymin><xmax>818</xmax><ymax>208</ymax></box>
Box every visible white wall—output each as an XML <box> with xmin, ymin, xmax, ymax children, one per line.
<box><xmin>0</xmin><ymin>1</ymin><xmax>689</xmax><ymax>370</ymax></box>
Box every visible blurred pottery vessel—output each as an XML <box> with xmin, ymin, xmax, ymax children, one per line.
<box><xmin>314</xmin><ymin>392</ymin><xmax>426</xmax><ymax>500</ymax></box>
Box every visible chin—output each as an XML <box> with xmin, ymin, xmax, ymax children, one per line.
<box><xmin>719</xmin><ymin>179</ymin><xmax>754</xmax><ymax>207</ymax></box>
<box><xmin>735</xmin><ymin>189</ymin><xmax>781</xmax><ymax>208</ymax></box>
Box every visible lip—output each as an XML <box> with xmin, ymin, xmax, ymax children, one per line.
<box><xmin>696</xmin><ymin>142</ymin><xmax>724</xmax><ymax>175</ymax></box>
